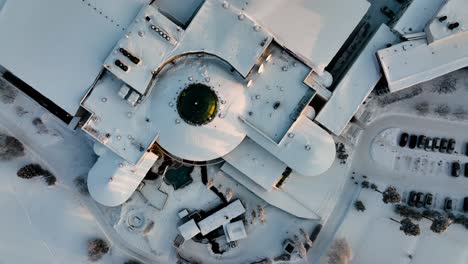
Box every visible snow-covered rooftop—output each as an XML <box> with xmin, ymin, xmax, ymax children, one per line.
<box><xmin>392</xmin><ymin>0</ymin><xmax>444</xmax><ymax>35</ymax></box>
<box><xmin>379</xmin><ymin>0</ymin><xmax>468</xmax><ymax>93</ymax></box>
<box><xmin>198</xmin><ymin>200</ymin><xmax>245</xmax><ymax>236</ymax></box>
<box><xmin>224</xmin><ymin>220</ymin><xmax>247</xmax><ymax>242</ymax></box>
<box><xmin>178</xmin><ymin>219</ymin><xmax>201</xmax><ymax>240</ymax></box>
<box><xmin>0</xmin><ymin>0</ymin><xmax>149</xmax><ymax>115</ymax></box>
<box><xmin>316</xmin><ymin>24</ymin><xmax>397</xmax><ymax>135</ymax></box>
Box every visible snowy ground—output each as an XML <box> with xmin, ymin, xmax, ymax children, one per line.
<box><xmin>323</xmin><ymin>68</ymin><xmax>468</xmax><ymax>264</ymax></box>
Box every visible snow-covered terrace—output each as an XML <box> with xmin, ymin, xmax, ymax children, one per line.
<box><xmin>392</xmin><ymin>0</ymin><xmax>444</xmax><ymax>35</ymax></box>
<box><xmin>0</xmin><ymin>0</ymin><xmax>150</xmax><ymax>115</ymax></box>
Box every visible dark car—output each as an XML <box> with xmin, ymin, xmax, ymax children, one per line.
<box><xmin>447</xmin><ymin>139</ymin><xmax>456</xmax><ymax>154</ymax></box>
<box><xmin>465</xmin><ymin>143</ymin><xmax>468</xmax><ymax>156</ymax></box>
<box><xmin>425</xmin><ymin>137</ymin><xmax>433</xmax><ymax>151</ymax></box>
<box><xmin>444</xmin><ymin>198</ymin><xmax>453</xmax><ymax>211</ymax></box>
<box><xmin>399</xmin><ymin>133</ymin><xmax>409</xmax><ymax>147</ymax></box>
<box><xmin>440</xmin><ymin>138</ymin><xmax>449</xmax><ymax>153</ymax></box>
<box><xmin>465</xmin><ymin>163</ymin><xmax>468</xmax><ymax>177</ymax></box>
<box><xmin>407</xmin><ymin>191</ymin><xmax>417</xmax><ymax>207</ymax></box>
<box><xmin>415</xmin><ymin>192</ymin><xmax>425</xmax><ymax>208</ymax></box>
<box><xmin>432</xmin><ymin>138</ymin><xmax>441</xmax><ymax>151</ymax></box>
<box><xmin>452</xmin><ymin>162</ymin><xmax>461</xmax><ymax>177</ymax></box>
<box><xmin>424</xmin><ymin>193</ymin><xmax>433</xmax><ymax>208</ymax></box>
<box><xmin>417</xmin><ymin>135</ymin><xmax>427</xmax><ymax>149</ymax></box>
<box><xmin>409</xmin><ymin>135</ymin><xmax>418</xmax><ymax>149</ymax></box>
<box><xmin>310</xmin><ymin>224</ymin><xmax>323</xmax><ymax>242</ymax></box>
<box><xmin>464</xmin><ymin>197</ymin><xmax>468</xmax><ymax>212</ymax></box>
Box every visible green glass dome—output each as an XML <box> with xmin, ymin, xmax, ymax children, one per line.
<box><xmin>177</xmin><ymin>83</ymin><xmax>219</xmax><ymax>126</ymax></box>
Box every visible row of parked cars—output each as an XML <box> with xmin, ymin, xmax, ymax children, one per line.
<box><xmin>451</xmin><ymin>162</ymin><xmax>468</xmax><ymax>177</ymax></box>
<box><xmin>407</xmin><ymin>191</ymin><xmax>468</xmax><ymax>212</ymax></box>
<box><xmin>399</xmin><ymin>133</ymin><xmax>456</xmax><ymax>153</ymax></box>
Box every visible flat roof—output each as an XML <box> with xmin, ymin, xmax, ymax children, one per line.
<box><xmin>87</xmin><ymin>149</ymin><xmax>158</xmax><ymax>207</ymax></box>
<box><xmin>0</xmin><ymin>0</ymin><xmax>149</xmax><ymax>114</ymax></box>
<box><xmin>198</xmin><ymin>200</ymin><xmax>245</xmax><ymax>236</ymax></box>
<box><xmin>178</xmin><ymin>219</ymin><xmax>201</xmax><ymax>240</ymax></box>
<box><xmin>316</xmin><ymin>24</ymin><xmax>397</xmax><ymax>135</ymax></box>
<box><xmin>392</xmin><ymin>0</ymin><xmax>444</xmax><ymax>35</ymax></box>
<box><xmin>223</xmin><ymin>138</ymin><xmax>287</xmax><ymax>191</ymax></box>
<box><xmin>378</xmin><ymin>32</ymin><xmax>468</xmax><ymax>93</ymax></box>
<box><xmin>231</xmin><ymin>0</ymin><xmax>370</xmax><ymax>72</ymax></box>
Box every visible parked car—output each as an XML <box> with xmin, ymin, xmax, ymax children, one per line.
<box><xmin>444</xmin><ymin>198</ymin><xmax>453</xmax><ymax>211</ymax></box>
<box><xmin>399</xmin><ymin>133</ymin><xmax>409</xmax><ymax>147</ymax></box>
<box><xmin>452</xmin><ymin>161</ymin><xmax>460</xmax><ymax>177</ymax></box>
<box><xmin>440</xmin><ymin>138</ymin><xmax>449</xmax><ymax>153</ymax></box>
<box><xmin>464</xmin><ymin>197</ymin><xmax>468</xmax><ymax>212</ymax></box>
<box><xmin>465</xmin><ymin>163</ymin><xmax>468</xmax><ymax>177</ymax></box>
<box><xmin>465</xmin><ymin>142</ymin><xmax>468</xmax><ymax>157</ymax></box>
<box><xmin>409</xmin><ymin>135</ymin><xmax>418</xmax><ymax>149</ymax></box>
<box><xmin>417</xmin><ymin>135</ymin><xmax>427</xmax><ymax>149</ymax></box>
<box><xmin>407</xmin><ymin>191</ymin><xmax>417</xmax><ymax>207</ymax></box>
<box><xmin>424</xmin><ymin>193</ymin><xmax>433</xmax><ymax>208</ymax></box>
<box><xmin>432</xmin><ymin>138</ymin><xmax>441</xmax><ymax>151</ymax></box>
<box><xmin>452</xmin><ymin>162</ymin><xmax>461</xmax><ymax>177</ymax></box>
<box><xmin>447</xmin><ymin>139</ymin><xmax>456</xmax><ymax>154</ymax></box>
<box><xmin>415</xmin><ymin>192</ymin><xmax>425</xmax><ymax>208</ymax></box>
<box><xmin>425</xmin><ymin>137</ymin><xmax>433</xmax><ymax>151</ymax></box>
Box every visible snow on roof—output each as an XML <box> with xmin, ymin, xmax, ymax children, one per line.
<box><xmin>316</xmin><ymin>24</ymin><xmax>398</xmax><ymax>135</ymax></box>
<box><xmin>223</xmin><ymin>138</ymin><xmax>287</xmax><ymax>191</ymax></box>
<box><xmin>178</xmin><ymin>219</ymin><xmax>201</xmax><ymax>240</ymax></box>
<box><xmin>228</xmin><ymin>0</ymin><xmax>370</xmax><ymax>72</ymax></box>
<box><xmin>244</xmin><ymin>44</ymin><xmax>315</xmax><ymax>143</ymax></box>
<box><xmin>0</xmin><ymin>0</ymin><xmax>149</xmax><ymax>115</ymax></box>
<box><xmin>87</xmin><ymin>148</ymin><xmax>159</xmax><ymax>207</ymax></box>
<box><xmin>426</xmin><ymin>0</ymin><xmax>468</xmax><ymax>43</ymax></box>
<box><xmin>224</xmin><ymin>220</ymin><xmax>247</xmax><ymax>242</ymax></box>
<box><xmin>392</xmin><ymin>0</ymin><xmax>444</xmax><ymax>35</ymax></box>
<box><xmin>198</xmin><ymin>200</ymin><xmax>245</xmax><ymax>236</ymax></box>
<box><xmin>241</xmin><ymin>115</ymin><xmax>335</xmax><ymax>177</ymax></box>
<box><xmin>104</xmin><ymin>5</ymin><xmax>182</xmax><ymax>94</ymax></box>
<box><xmin>170</xmin><ymin>0</ymin><xmax>272</xmax><ymax>77</ymax></box>
<box><xmin>220</xmin><ymin>163</ymin><xmax>320</xmax><ymax>219</ymax></box>
<box><xmin>378</xmin><ymin>32</ymin><xmax>468</xmax><ymax>93</ymax></box>
<box><xmin>154</xmin><ymin>0</ymin><xmax>204</xmax><ymax>26</ymax></box>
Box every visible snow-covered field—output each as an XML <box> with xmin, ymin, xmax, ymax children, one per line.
<box><xmin>325</xmin><ymin>68</ymin><xmax>468</xmax><ymax>264</ymax></box>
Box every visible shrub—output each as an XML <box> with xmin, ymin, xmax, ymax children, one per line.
<box><xmin>87</xmin><ymin>238</ymin><xmax>110</xmax><ymax>262</ymax></box>
<box><xmin>0</xmin><ymin>79</ymin><xmax>18</xmax><ymax>104</ymax></box>
<box><xmin>0</xmin><ymin>134</ymin><xmax>25</xmax><ymax>161</ymax></box>
<box><xmin>355</xmin><ymin>200</ymin><xmax>366</xmax><ymax>212</ymax></box>
<box><xmin>74</xmin><ymin>176</ymin><xmax>89</xmax><ymax>196</ymax></box>
<box><xmin>432</xmin><ymin>76</ymin><xmax>457</xmax><ymax>94</ymax></box>
<box><xmin>44</xmin><ymin>174</ymin><xmax>57</xmax><ymax>186</ymax></box>
<box><xmin>434</xmin><ymin>104</ymin><xmax>450</xmax><ymax>117</ymax></box>
<box><xmin>17</xmin><ymin>164</ymin><xmax>45</xmax><ymax>179</ymax></box>
<box><xmin>415</xmin><ymin>102</ymin><xmax>429</xmax><ymax>115</ymax></box>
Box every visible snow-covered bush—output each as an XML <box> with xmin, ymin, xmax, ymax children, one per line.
<box><xmin>354</xmin><ymin>201</ymin><xmax>366</xmax><ymax>212</ymax></box>
<box><xmin>74</xmin><ymin>176</ymin><xmax>89</xmax><ymax>196</ymax></box>
<box><xmin>0</xmin><ymin>134</ymin><xmax>25</xmax><ymax>161</ymax></box>
<box><xmin>336</xmin><ymin>143</ymin><xmax>349</xmax><ymax>164</ymax></box>
<box><xmin>432</xmin><ymin>76</ymin><xmax>457</xmax><ymax>94</ymax></box>
<box><xmin>414</xmin><ymin>102</ymin><xmax>429</xmax><ymax>115</ymax></box>
<box><xmin>32</xmin><ymin>118</ymin><xmax>49</xmax><ymax>134</ymax></box>
<box><xmin>87</xmin><ymin>238</ymin><xmax>110</xmax><ymax>262</ymax></box>
<box><xmin>433</xmin><ymin>104</ymin><xmax>450</xmax><ymax>117</ymax></box>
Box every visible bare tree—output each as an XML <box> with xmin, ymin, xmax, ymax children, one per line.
<box><xmin>434</xmin><ymin>104</ymin><xmax>450</xmax><ymax>117</ymax></box>
<box><xmin>0</xmin><ymin>134</ymin><xmax>25</xmax><ymax>161</ymax></box>
<box><xmin>0</xmin><ymin>78</ymin><xmax>18</xmax><ymax>104</ymax></box>
<box><xmin>225</xmin><ymin>188</ymin><xmax>233</xmax><ymax>202</ymax></box>
<box><xmin>327</xmin><ymin>238</ymin><xmax>352</xmax><ymax>264</ymax></box>
<box><xmin>432</xmin><ymin>75</ymin><xmax>457</xmax><ymax>94</ymax></box>
<box><xmin>452</xmin><ymin>106</ymin><xmax>467</xmax><ymax>120</ymax></box>
<box><xmin>17</xmin><ymin>164</ymin><xmax>45</xmax><ymax>179</ymax></box>
<box><xmin>382</xmin><ymin>186</ymin><xmax>402</xmax><ymax>204</ymax></box>
<box><xmin>415</xmin><ymin>102</ymin><xmax>429</xmax><ymax>115</ymax></box>
<box><xmin>294</xmin><ymin>235</ymin><xmax>307</xmax><ymax>259</ymax></box>
<box><xmin>87</xmin><ymin>238</ymin><xmax>110</xmax><ymax>262</ymax></box>
<box><xmin>430</xmin><ymin>215</ymin><xmax>452</xmax><ymax>234</ymax></box>
<box><xmin>300</xmin><ymin>228</ymin><xmax>313</xmax><ymax>249</ymax></box>
<box><xmin>391</xmin><ymin>218</ymin><xmax>420</xmax><ymax>236</ymax></box>
<box><xmin>394</xmin><ymin>205</ymin><xmax>422</xmax><ymax>221</ymax></box>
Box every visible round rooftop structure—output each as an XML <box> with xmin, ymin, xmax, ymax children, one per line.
<box><xmin>149</xmin><ymin>54</ymin><xmax>248</xmax><ymax>162</ymax></box>
<box><xmin>176</xmin><ymin>83</ymin><xmax>219</xmax><ymax>126</ymax></box>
